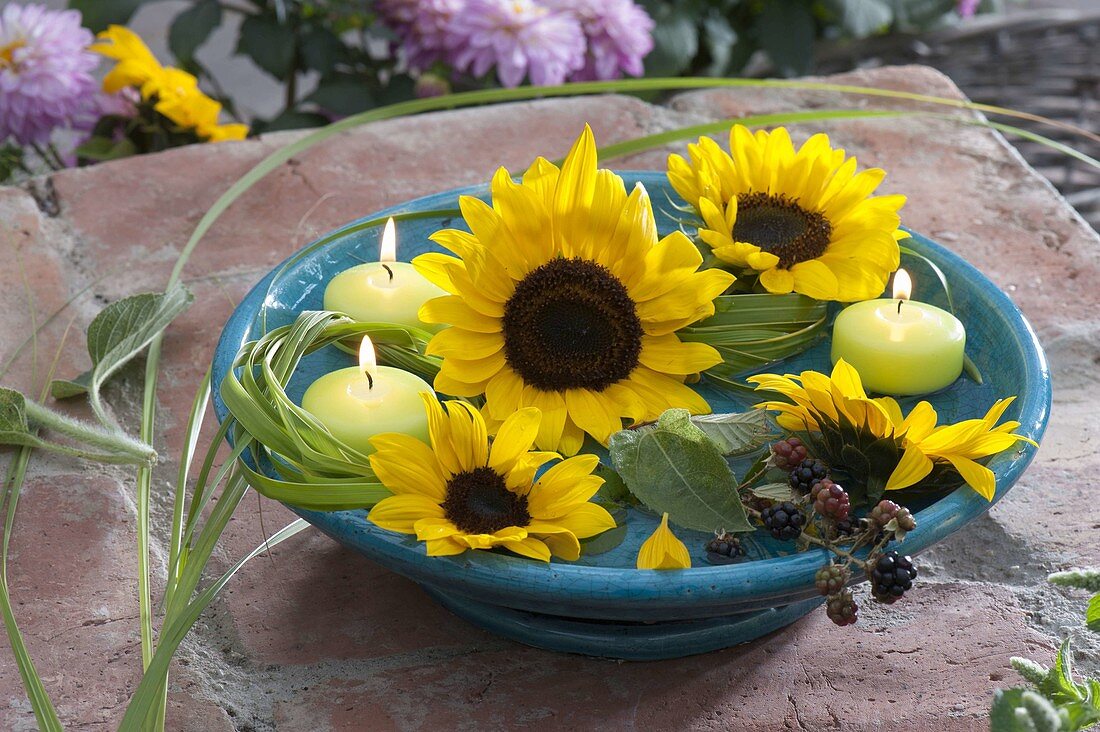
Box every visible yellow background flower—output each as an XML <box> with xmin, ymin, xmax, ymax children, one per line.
<box><xmin>91</xmin><ymin>26</ymin><xmax>247</xmax><ymax>143</ymax></box>
<box><xmin>669</xmin><ymin>126</ymin><xmax>905</xmax><ymax>302</ymax></box>
<box><xmin>750</xmin><ymin>360</ymin><xmax>1034</xmax><ymax>500</ymax></box>
<box><xmin>415</xmin><ymin>125</ymin><xmax>735</xmax><ymax>455</ymax></box>
<box><xmin>367</xmin><ymin>394</ymin><xmax>616</xmax><ymax>561</ymax></box>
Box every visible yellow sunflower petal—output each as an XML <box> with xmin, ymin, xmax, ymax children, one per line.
<box><xmin>413</xmin><ymin>517</ymin><xmax>461</xmax><ymax>541</ymax></box>
<box><xmin>636</xmin><ymin>513</ymin><xmax>691</xmax><ymax>570</ymax></box>
<box><xmin>885</xmin><ymin>444</ymin><xmax>935</xmax><ymax>491</ymax></box>
<box><xmin>489</xmin><ymin>407</ymin><xmax>542</xmax><ymax>474</ymax></box>
<box><xmin>368</xmin><ymin>433</ymin><xmax>447</xmax><ymax>500</ymax></box>
<box><xmin>563</xmin><ymin>389</ymin><xmax>624</xmax><ymax>445</ymax></box>
<box><xmin>524</xmin><ymin>522</ymin><xmax>583</xmax><ymax>561</ymax></box>
<box><xmin>527</xmin><ymin>454</ymin><xmax>601</xmax><ymax>516</ymax></box>
<box><xmin>540</xmin><ymin>502</ymin><xmax>617</xmax><ymax>539</ymax></box>
<box><xmin>758</xmin><ymin>266</ymin><xmax>795</xmax><ymax>294</ymax></box>
<box><xmin>424</xmin><ymin>537</ymin><xmax>468</xmax><ymax>556</ymax></box>
<box><xmin>639</xmin><ymin>334</ymin><xmax>723</xmax><ymax>375</ymax></box>
<box><xmin>947</xmin><ymin>456</ymin><xmax>997</xmax><ymax>501</ymax></box>
<box><xmin>419</xmin><ymin>296</ymin><xmax>500</xmax><ymax>333</ymax></box>
<box><xmin>425</xmin><ymin>328</ymin><xmax>503</xmax><ymax>359</ymax></box>
<box><xmin>789</xmin><ymin>259</ymin><xmax>840</xmax><ymax>300</ymax></box>
<box><xmin>502</xmin><ymin>537</ymin><xmax>552</xmax><ymax>562</ymax></box>
<box><xmin>441</xmin><ymin>400</ymin><xmax>489</xmax><ymax>472</ymax></box>
<box><xmin>367</xmin><ymin>494</ymin><xmax>444</xmax><ymax>534</ymax></box>
<box><xmin>484</xmin><ymin>368</ymin><xmax>525</xmax><ymax>421</ymax></box>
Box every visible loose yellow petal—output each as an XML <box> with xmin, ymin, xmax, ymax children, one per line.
<box><xmin>636</xmin><ymin>513</ymin><xmax>692</xmax><ymax>570</ymax></box>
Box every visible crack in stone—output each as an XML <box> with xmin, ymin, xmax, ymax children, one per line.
<box><xmin>23</xmin><ymin>177</ymin><xmax>60</xmax><ymax>217</ymax></box>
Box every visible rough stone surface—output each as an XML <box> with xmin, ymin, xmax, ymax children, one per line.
<box><xmin>0</xmin><ymin>66</ymin><xmax>1096</xmax><ymax>730</ymax></box>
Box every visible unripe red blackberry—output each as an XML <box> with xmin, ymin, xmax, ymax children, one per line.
<box><xmin>870</xmin><ymin>551</ymin><xmax>917</xmax><ymax>604</ymax></box>
<box><xmin>826</xmin><ymin>590</ymin><xmax>859</xmax><ymax>626</ymax></box>
<box><xmin>705</xmin><ymin>532</ymin><xmax>746</xmax><ymax>564</ymax></box>
<box><xmin>814</xmin><ymin>564</ymin><xmax>850</xmax><ymax>596</ymax></box>
<box><xmin>811</xmin><ymin>479</ymin><xmax>851</xmax><ymax>522</ymax></box>
<box><xmin>895</xmin><ymin>507</ymin><xmax>917</xmax><ymax>532</ymax></box>
<box><xmin>788</xmin><ymin>458</ymin><xmax>829</xmax><ymax>494</ymax></box>
<box><xmin>870</xmin><ymin>499</ymin><xmax>901</xmax><ymax>528</ymax></box>
<box><xmin>770</xmin><ymin>437</ymin><xmax>808</xmax><ymax>470</ymax></box>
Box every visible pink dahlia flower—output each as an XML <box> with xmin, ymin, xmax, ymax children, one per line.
<box><xmin>957</xmin><ymin>0</ymin><xmax>980</xmax><ymax>18</ymax></box>
<box><xmin>0</xmin><ymin>4</ymin><xmax>102</xmax><ymax>145</ymax></box>
<box><xmin>545</xmin><ymin>0</ymin><xmax>654</xmax><ymax>80</ymax></box>
<box><xmin>377</xmin><ymin>0</ymin><xmax>465</xmax><ymax>68</ymax></box>
<box><xmin>447</xmin><ymin>0</ymin><xmax>585</xmax><ymax>88</ymax></box>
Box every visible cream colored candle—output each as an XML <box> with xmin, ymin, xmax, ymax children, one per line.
<box><xmin>323</xmin><ymin>218</ymin><xmax>447</xmax><ymax>331</ymax></box>
<box><xmin>830</xmin><ymin>269</ymin><xmax>966</xmax><ymax>396</ymax></box>
<box><xmin>301</xmin><ymin>337</ymin><xmax>433</xmax><ymax>455</ymax></box>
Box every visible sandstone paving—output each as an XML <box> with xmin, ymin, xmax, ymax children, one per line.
<box><xmin>0</xmin><ymin>66</ymin><xmax>1097</xmax><ymax>730</ymax></box>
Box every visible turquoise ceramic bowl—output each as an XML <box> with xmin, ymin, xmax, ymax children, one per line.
<box><xmin>212</xmin><ymin>172</ymin><xmax>1049</xmax><ymax>660</ymax></box>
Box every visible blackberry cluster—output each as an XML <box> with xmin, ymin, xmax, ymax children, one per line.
<box><xmin>705</xmin><ymin>532</ymin><xmax>746</xmax><ymax>563</ymax></box>
<box><xmin>788</xmin><ymin>458</ymin><xmax>829</xmax><ymax>494</ymax></box>
<box><xmin>869</xmin><ymin>500</ymin><xmax>901</xmax><ymax>528</ymax></box>
<box><xmin>814</xmin><ymin>564</ymin><xmax>850</xmax><ymax>596</ymax></box>
<box><xmin>761</xmin><ymin>501</ymin><xmax>806</xmax><ymax>541</ymax></box>
<box><xmin>826</xmin><ymin>591</ymin><xmax>859</xmax><ymax>627</ymax></box>
<box><xmin>770</xmin><ymin>437</ymin><xmax>809</xmax><ymax>470</ymax></box>
<box><xmin>811</xmin><ymin>479</ymin><xmax>851</xmax><ymax>522</ymax></box>
<box><xmin>870</xmin><ymin>551</ymin><xmax>918</xmax><ymax>604</ymax></box>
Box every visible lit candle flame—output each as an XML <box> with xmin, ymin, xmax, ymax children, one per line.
<box><xmin>892</xmin><ymin>268</ymin><xmax>912</xmax><ymax>301</ymax></box>
<box><xmin>359</xmin><ymin>335</ymin><xmax>378</xmax><ymax>389</ymax></box>
<box><xmin>380</xmin><ymin>217</ymin><xmax>397</xmax><ymax>263</ymax></box>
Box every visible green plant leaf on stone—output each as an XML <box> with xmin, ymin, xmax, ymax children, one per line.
<box><xmin>690</xmin><ymin>409</ymin><xmax>776</xmax><ymax>456</ymax></box>
<box><xmin>609</xmin><ymin>410</ymin><xmax>752</xmax><ymax>533</ymax></box>
<box><xmin>828</xmin><ymin>0</ymin><xmax>893</xmax><ymax>37</ymax></box>
<box><xmin>299</xmin><ymin>26</ymin><xmax>348</xmax><ymax>77</ymax></box>
<box><xmin>169</xmin><ymin>0</ymin><xmax>222</xmax><ymax>64</ymax></box>
<box><xmin>1087</xmin><ymin>593</ymin><xmax>1100</xmax><ymax>633</ymax></box>
<box><xmin>990</xmin><ymin>688</ymin><xmax>1063</xmax><ymax>732</ymax></box>
<box><xmin>51</xmin><ymin>283</ymin><xmax>193</xmax><ymax>427</ymax></box>
<box><xmin>644</xmin><ymin>7</ymin><xmax>699</xmax><ymax>77</ymax></box>
<box><xmin>1048</xmin><ymin>569</ymin><xmax>1100</xmax><ymax>593</ymax></box>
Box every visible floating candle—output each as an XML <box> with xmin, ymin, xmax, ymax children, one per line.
<box><xmin>323</xmin><ymin>217</ymin><xmax>447</xmax><ymax>331</ymax></box>
<box><xmin>301</xmin><ymin>336</ymin><xmax>433</xmax><ymax>455</ymax></box>
<box><xmin>830</xmin><ymin>269</ymin><xmax>966</xmax><ymax>396</ymax></box>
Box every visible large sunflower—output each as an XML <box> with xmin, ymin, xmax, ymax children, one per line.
<box><xmin>749</xmin><ymin>360</ymin><xmax>1035</xmax><ymax>501</ymax></box>
<box><xmin>367</xmin><ymin>394</ymin><xmax>616</xmax><ymax>561</ymax></box>
<box><xmin>668</xmin><ymin>125</ymin><xmax>906</xmax><ymax>302</ymax></box>
<box><xmin>413</xmin><ymin>125</ymin><xmax>735</xmax><ymax>455</ymax></box>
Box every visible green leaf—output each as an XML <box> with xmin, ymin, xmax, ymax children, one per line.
<box><xmin>594</xmin><ymin>462</ymin><xmax>633</xmax><ymax>505</ymax></box>
<box><xmin>609</xmin><ymin>411</ymin><xmax>753</xmax><ymax>533</ymax></box>
<box><xmin>74</xmin><ymin>136</ymin><xmax>138</xmax><ymax>163</ymax></box>
<box><xmin>68</xmin><ymin>0</ymin><xmax>148</xmax><ymax>33</ymax></box>
<box><xmin>236</xmin><ymin>15</ymin><xmax>297</xmax><ymax>80</ymax></box>
<box><xmin>299</xmin><ymin>26</ymin><xmax>348</xmax><ymax>77</ymax></box>
<box><xmin>690</xmin><ymin>410</ymin><xmax>775</xmax><ymax>456</ymax></box>
<box><xmin>580</xmin><ymin>524</ymin><xmax>628</xmax><ymax>556</ymax></box>
<box><xmin>701</xmin><ymin>11</ymin><xmax>739</xmax><ymax>76</ymax></box>
<box><xmin>990</xmin><ymin>688</ymin><xmax>1063</xmax><ymax>732</ymax></box>
<box><xmin>169</xmin><ymin>0</ymin><xmax>222</xmax><ymax>63</ymax></box>
<box><xmin>644</xmin><ymin>8</ymin><xmax>699</xmax><ymax>77</ymax></box>
<box><xmin>828</xmin><ymin>0</ymin><xmax>893</xmax><ymax>37</ymax></box>
<box><xmin>757</xmin><ymin>0</ymin><xmax>816</xmax><ymax>77</ymax></box>
<box><xmin>307</xmin><ymin>74</ymin><xmax>375</xmax><ymax>116</ymax></box>
<box><xmin>750</xmin><ymin>482</ymin><xmax>794</xmax><ymax>501</ymax></box>
<box><xmin>51</xmin><ymin>284</ymin><xmax>193</xmax><ymax>426</ymax></box>
<box><xmin>1088</xmin><ymin>593</ymin><xmax>1100</xmax><ymax>633</ymax></box>
<box><xmin>1048</xmin><ymin>569</ymin><xmax>1100</xmax><ymax>593</ymax></box>
<box><xmin>0</xmin><ymin>388</ymin><xmax>30</xmax><ymax>441</ymax></box>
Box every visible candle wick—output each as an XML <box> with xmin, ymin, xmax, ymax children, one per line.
<box><xmin>382</xmin><ymin>264</ymin><xmax>394</xmax><ymax>282</ymax></box>
<box><xmin>366</xmin><ymin>371</ymin><xmax>374</xmax><ymax>390</ymax></box>
<box><xmin>897</xmin><ymin>299</ymin><xmax>903</xmax><ymax>315</ymax></box>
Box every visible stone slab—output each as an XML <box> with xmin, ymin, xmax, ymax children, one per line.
<box><xmin>0</xmin><ymin>66</ymin><xmax>1097</xmax><ymax>730</ymax></box>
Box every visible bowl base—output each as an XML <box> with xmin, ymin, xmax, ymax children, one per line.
<box><xmin>421</xmin><ymin>585</ymin><xmax>823</xmax><ymax>661</ymax></box>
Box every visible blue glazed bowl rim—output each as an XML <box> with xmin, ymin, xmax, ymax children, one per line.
<box><xmin>211</xmin><ymin>171</ymin><xmax>1051</xmax><ymax>608</ymax></box>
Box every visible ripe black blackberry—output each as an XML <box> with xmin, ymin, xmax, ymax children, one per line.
<box><xmin>811</xmin><ymin>479</ymin><xmax>851</xmax><ymax>522</ymax></box>
<box><xmin>826</xmin><ymin>591</ymin><xmax>859</xmax><ymax>626</ymax></box>
<box><xmin>705</xmin><ymin>532</ymin><xmax>746</xmax><ymax>564</ymax></box>
<box><xmin>870</xmin><ymin>551</ymin><xmax>917</xmax><ymax>604</ymax></box>
<box><xmin>770</xmin><ymin>437</ymin><xmax>808</xmax><ymax>470</ymax></box>
<box><xmin>788</xmin><ymin>458</ymin><xmax>828</xmax><ymax>494</ymax></box>
<box><xmin>761</xmin><ymin>501</ymin><xmax>806</xmax><ymax>541</ymax></box>
<box><xmin>814</xmin><ymin>564</ymin><xmax>850</xmax><ymax>596</ymax></box>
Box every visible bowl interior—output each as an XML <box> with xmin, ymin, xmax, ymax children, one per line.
<box><xmin>211</xmin><ymin>172</ymin><xmax>1049</xmax><ymax>610</ymax></box>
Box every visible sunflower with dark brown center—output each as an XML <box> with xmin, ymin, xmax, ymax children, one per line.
<box><xmin>668</xmin><ymin>125</ymin><xmax>907</xmax><ymax>302</ymax></box>
<box><xmin>413</xmin><ymin>125</ymin><xmax>735</xmax><ymax>455</ymax></box>
<box><xmin>367</xmin><ymin>394</ymin><xmax>616</xmax><ymax>560</ymax></box>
